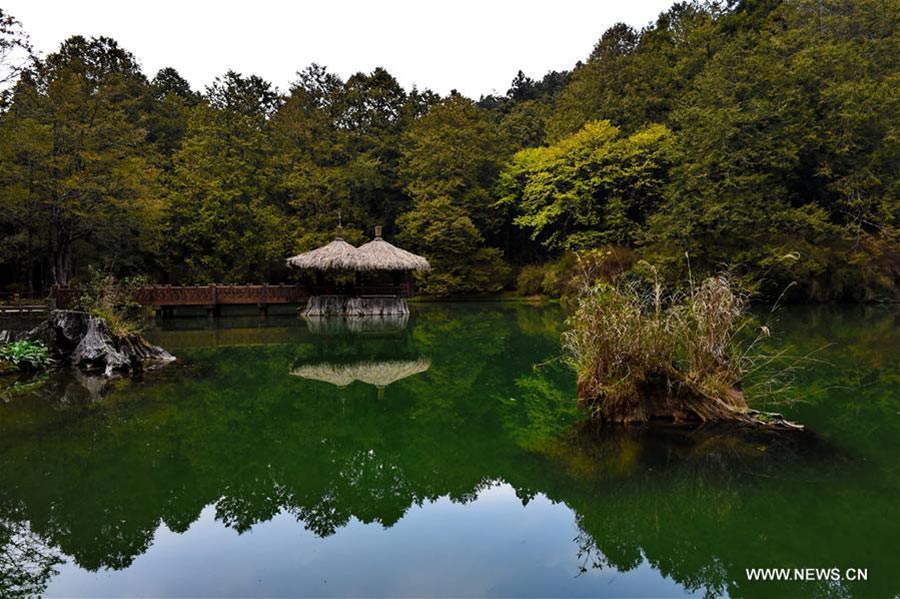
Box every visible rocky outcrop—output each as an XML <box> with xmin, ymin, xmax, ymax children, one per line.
<box><xmin>11</xmin><ymin>310</ymin><xmax>174</xmax><ymax>377</ymax></box>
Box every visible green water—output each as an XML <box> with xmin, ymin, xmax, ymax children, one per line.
<box><xmin>0</xmin><ymin>304</ymin><xmax>897</xmax><ymax>598</ymax></box>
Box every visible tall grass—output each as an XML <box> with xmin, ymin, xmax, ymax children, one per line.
<box><xmin>563</xmin><ymin>262</ymin><xmax>797</xmax><ymax>426</ymax></box>
<box><xmin>74</xmin><ymin>266</ymin><xmax>146</xmax><ymax>336</ymax></box>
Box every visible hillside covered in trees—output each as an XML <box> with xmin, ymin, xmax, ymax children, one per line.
<box><xmin>0</xmin><ymin>0</ymin><xmax>897</xmax><ymax>300</ymax></box>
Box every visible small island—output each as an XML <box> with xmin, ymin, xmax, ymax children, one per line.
<box><xmin>565</xmin><ymin>270</ymin><xmax>803</xmax><ymax>430</ymax></box>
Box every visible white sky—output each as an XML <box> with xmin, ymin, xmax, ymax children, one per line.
<box><xmin>6</xmin><ymin>0</ymin><xmax>674</xmax><ymax>98</ymax></box>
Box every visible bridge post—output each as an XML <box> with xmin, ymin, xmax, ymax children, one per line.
<box><xmin>206</xmin><ymin>284</ymin><xmax>219</xmax><ymax>319</ymax></box>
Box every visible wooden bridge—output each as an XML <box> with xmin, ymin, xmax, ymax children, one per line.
<box><xmin>49</xmin><ymin>282</ymin><xmax>414</xmax><ymax>317</ymax></box>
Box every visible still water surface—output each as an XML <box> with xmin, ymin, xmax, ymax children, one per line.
<box><xmin>0</xmin><ymin>304</ymin><xmax>897</xmax><ymax>597</ymax></box>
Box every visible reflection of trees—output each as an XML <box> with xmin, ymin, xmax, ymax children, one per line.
<box><xmin>754</xmin><ymin>305</ymin><xmax>900</xmax><ymax>477</ymax></box>
<box><xmin>537</xmin><ymin>426</ymin><xmax>864</xmax><ymax>598</ymax></box>
<box><xmin>0</xmin><ymin>305</ymin><xmax>896</xmax><ymax>598</ymax></box>
<box><xmin>0</xmin><ymin>497</ymin><xmax>64</xmax><ymax>598</ymax></box>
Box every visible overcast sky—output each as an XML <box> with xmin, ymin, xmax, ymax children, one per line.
<box><xmin>6</xmin><ymin>0</ymin><xmax>674</xmax><ymax>98</ymax></box>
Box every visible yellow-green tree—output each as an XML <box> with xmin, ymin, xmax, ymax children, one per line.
<box><xmin>498</xmin><ymin>120</ymin><xmax>672</xmax><ymax>251</ymax></box>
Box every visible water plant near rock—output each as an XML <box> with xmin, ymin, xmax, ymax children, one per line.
<box><xmin>0</xmin><ymin>340</ymin><xmax>52</xmax><ymax>372</ymax></box>
<box><xmin>563</xmin><ymin>270</ymin><xmax>801</xmax><ymax>428</ymax></box>
<box><xmin>3</xmin><ymin>311</ymin><xmax>174</xmax><ymax>377</ymax></box>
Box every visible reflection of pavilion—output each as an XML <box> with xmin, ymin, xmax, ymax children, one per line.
<box><xmin>293</xmin><ymin>311</ymin><xmax>423</xmax><ymax>397</ymax></box>
<box><xmin>291</xmin><ymin>357</ymin><xmax>430</xmax><ymax>398</ymax></box>
<box><xmin>303</xmin><ymin>313</ymin><xmax>409</xmax><ymax>335</ymax></box>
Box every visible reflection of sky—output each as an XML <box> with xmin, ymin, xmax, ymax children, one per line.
<box><xmin>46</xmin><ymin>484</ymin><xmax>696</xmax><ymax>597</ymax></box>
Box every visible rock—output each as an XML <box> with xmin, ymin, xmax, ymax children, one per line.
<box><xmin>0</xmin><ymin>359</ymin><xmax>17</xmax><ymax>376</ymax></box>
<box><xmin>9</xmin><ymin>310</ymin><xmax>174</xmax><ymax>377</ymax></box>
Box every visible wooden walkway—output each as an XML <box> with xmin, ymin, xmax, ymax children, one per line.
<box><xmin>0</xmin><ymin>304</ymin><xmax>49</xmax><ymax>315</ymax></box>
<box><xmin>51</xmin><ymin>284</ymin><xmax>308</xmax><ymax>316</ymax></box>
<box><xmin>50</xmin><ymin>283</ymin><xmax>413</xmax><ymax>316</ymax></box>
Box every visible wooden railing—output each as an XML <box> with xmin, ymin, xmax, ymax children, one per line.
<box><xmin>50</xmin><ymin>282</ymin><xmax>414</xmax><ymax>309</ymax></box>
<box><xmin>138</xmin><ymin>284</ymin><xmax>309</xmax><ymax>306</ymax></box>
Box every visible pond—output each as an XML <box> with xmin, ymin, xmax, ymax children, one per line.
<box><xmin>0</xmin><ymin>303</ymin><xmax>898</xmax><ymax>597</ymax></box>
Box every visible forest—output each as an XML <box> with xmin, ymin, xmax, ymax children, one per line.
<box><xmin>0</xmin><ymin>0</ymin><xmax>897</xmax><ymax>301</ymax></box>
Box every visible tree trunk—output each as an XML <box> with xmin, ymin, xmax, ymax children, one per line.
<box><xmin>578</xmin><ymin>377</ymin><xmax>803</xmax><ymax>431</ymax></box>
<box><xmin>50</xmin><ymin>233</ymin><xmax>72</xmax><ymax>286</ymax></box>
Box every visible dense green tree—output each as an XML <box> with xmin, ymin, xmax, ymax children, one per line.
<box><xmin>164</xmin><ymin>72</ymin><xmax>286</xmax><ymax>283</ymax></box>
<box><xmin>478</xmin><ymin>70</ymin><xmax>569</xmax><ymax>151</ymax></box>
<box><xmin>644</xmin><ymin>0</ymin><xmax>900</xmax><ymax>299</ymax></box>
<box><xmin>478</xmin><ymin>69</ymin><xmax>569</xmax><ymax>115</ymax></box>
<box><xmin>145</xmin><ymin>67</ymin><xmax>198</xmax><ymax>168</ymax></box>
<box><xmin>337</xmin><ymin>67</ymin><xmax>413</xmax><ymax>232</ymax></box>
<box><xmin>397</xmin><ymin>196</ymin><xmax>510</xmax><ymax>295</ymax></box>
<box><xmin>269</xmin><ymin>65</ymin><xmax>435</xmax><ymax>252</ymax></box>
<box><xmin>400</xmin><ymin>94</ymin><xmax>508</xmax><ymax>232</ymax></box>
<box><xmin>397</xmin><ymin>95</ymin><xmax>512</xmax><ymax>293</ymax></box>
<box><xmin>268</xmin><ymin>65</ymin><xmax>359</xmax><ymax>249</ymax></box>
<box><xmin>0</xmin><ymin>36</ymin><xmax>162</xmax><ymax>286</ymax></box>
<box><xmin>547</xmin><ymin>5</ymin><xmax>722</xmax><ymax>140</ymax></box>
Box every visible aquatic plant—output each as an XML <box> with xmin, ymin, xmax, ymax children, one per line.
<box><xmin>0</xmin><ymin>340</ymin><xmax>52</xmax><ymax>371</ymax></box>
<box><xmin>563</xmin><ymin>264</ymin><xmax>800</xmax><ymax>427</ymax></box>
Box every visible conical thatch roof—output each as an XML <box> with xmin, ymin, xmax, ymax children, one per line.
<box><xmin>286</xmin><ymin>237</ymin><xmax>358</xmax><ymax>271</ymax></box>
<box><xmin>286</xmin><ymin>226</ymin><xmax>430</xmax><ymax>272</ymax></box>
<box><xmin>290</xmin><ymin>357</ymin><xmax>431</xmax><ymax>389</ymax></box>
<box><xmin>354</xmin><ymin>232</ymin><xmax>430</xmax><ymax>272</ymax></box>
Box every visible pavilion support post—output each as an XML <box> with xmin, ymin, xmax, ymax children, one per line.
<box><xmin>205</xmin><ymin>304</ymin><xmax>219</xmax><ymax>319</ymax></box>
<box><xmin>258</xmin><ymin>303</ymin><xmax>269</xmax><ymax>317</ymax></box>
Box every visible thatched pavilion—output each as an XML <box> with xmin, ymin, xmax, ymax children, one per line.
<box><xmin>286</xmin><ymin>226</ymin><xmax>430</xmax><ymax>317</ymax></box>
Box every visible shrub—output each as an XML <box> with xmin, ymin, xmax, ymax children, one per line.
<box><xmin>516</xmin><ymin>247</ymin><xmax>637</xmax><ymax>301</ymax></box>
<box><xmin>0</xmin><ymin>340</ymin><xmax>53</xmax><ymax>371</ymax></box>
<box><xmin>516</xmin><ymin>265</ymin><xmax>546</xmax><ymax>296</ymax></box>
<box><xmin>415</xmin><ymin>248</ymin><xmax>511</xmax><ymax>296</ymax></box>
<box><xmin>74</xmin><ymin>266</ymin><xmax>147</xmax><ymax>336</ymax></box>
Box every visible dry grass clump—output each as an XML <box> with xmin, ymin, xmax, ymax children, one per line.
<box><xmin>74</xmin><ymin>266</ymin><xmax>146</xmax><ymax>336</ymax></box>
<box><xmin>563</xmin><ymin>264</ymin><xmax>798</xmax><ymax>427</ymax></box>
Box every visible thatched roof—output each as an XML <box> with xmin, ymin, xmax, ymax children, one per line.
<box><xmin>354</xmin><ymin>236</ymin><xmax>431</xmax><ymax>272</ymax></box>
<box><xmin>286</xmin><ymin>237</ymin><xmax>358</xmax><ymax>271</ymax></box>
<box><xmin>286</xmin><ymin>226</ymin><xmax>430</xmax><ymax>272</ymax></box>
<box><xmin>290</xmin><ymin>357</ymin><xmax>431</xmax><ymax>389</ymax></box>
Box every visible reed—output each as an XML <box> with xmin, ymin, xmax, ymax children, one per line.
<box><xmin>563</xmin><ymin>262</ymin><xmax>801</xmax><ymax>428</ymax></box>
